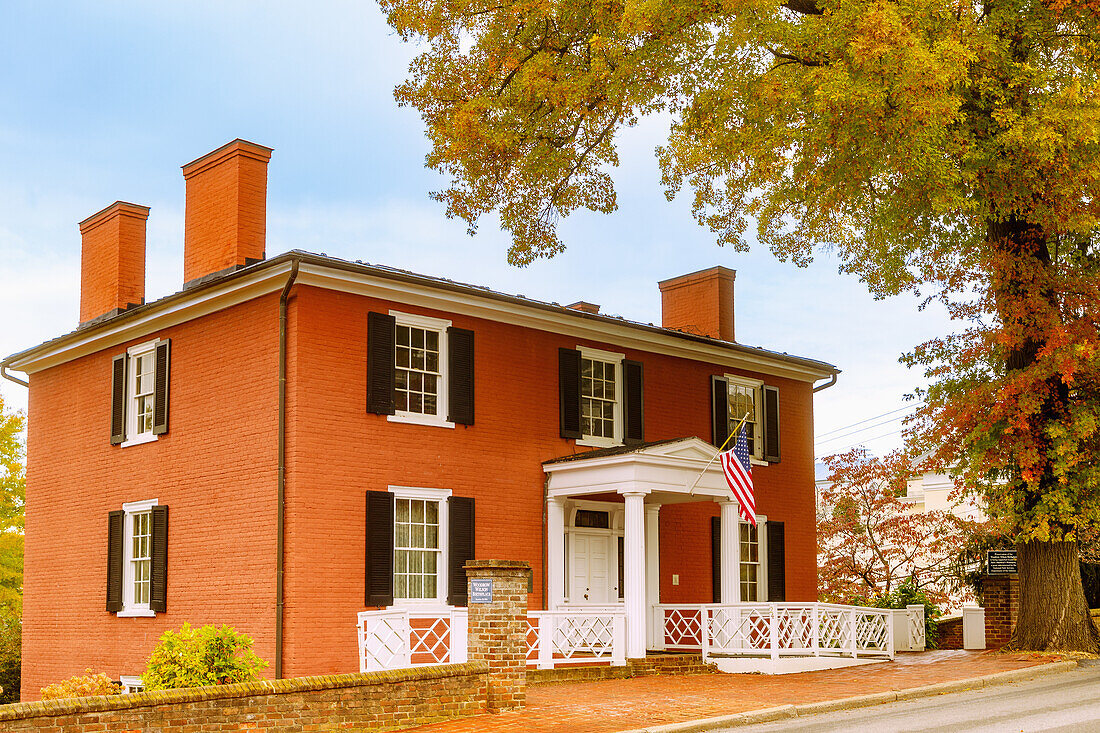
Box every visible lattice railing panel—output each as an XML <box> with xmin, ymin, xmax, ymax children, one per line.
<box><xmin>663</xmin><ymin>608</ymin><xmax>703</xmax><ymax>648</ymax></box>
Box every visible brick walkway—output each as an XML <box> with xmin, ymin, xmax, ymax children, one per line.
<box><xmin>405</xmin><ymin>651</ymin><xmax>1061</xmax><ymax>733</ymax></box>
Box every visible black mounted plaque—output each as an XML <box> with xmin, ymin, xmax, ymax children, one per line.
<box><xmin>987</xmin><ymin>549</ymin><xmax>1018</xmax><ymax>575</ymax></box>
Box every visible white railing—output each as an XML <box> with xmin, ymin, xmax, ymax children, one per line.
<box><xmin>892</xmin><ymin>604</ymin><xmax>926</xmax><ymax>652</ymax></box>
<box><xmin>357</xmin><ymin>607</ymin><xmax>468</xmax><ymax>673</ymax></box>
<box><xmin>654</xmin><ymin>603</ymin><xmax>895</xmax><ymax>661</ymax></box>
<box><xmin>526</xmin><ymin>608</ymin><xmax>627</xmax><ymax>669</ymax></box>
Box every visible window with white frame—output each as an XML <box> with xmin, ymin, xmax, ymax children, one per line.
<box><xmin>391</xmin><ymin>312</ymin><xmax>451</xmax><ymax>427</ymax></box>
<box><xmin>126</xmin><ymin>341</ymin><xmax>157</xmax><ymax>443</ymax></box>
<box><xmin>739</xmin><ymin>520</ymin><xmax>766</xmax><ymax>601</ymax></box>
<box><xmin>119</xmin><ymin>676</ymin><xmax>145</xmax><ymax>694</ymax></box>
<box><xmin>120</xmin><ymin>498</ymin><xmax>157</xmax><ymax>615</ymax></box>
<box><xmin>390</xmin><ymin>487</ymin><xmax>450</xmax><ymax>603</ymax></box>
<box><xmin>726</xmin><ymin>376</ymin><xmax>763</xmax><ymax>460</ymax></box>
<box><xmin>580</xmin><ymin>347</ymin><xmax>623</xmax><ymax>446</ymax></box>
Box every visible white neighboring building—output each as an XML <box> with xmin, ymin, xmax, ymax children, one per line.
<box><xmin>900</xmin><ymin>469</ymin><xmax>986</xmax><ymax>522</ymax></box>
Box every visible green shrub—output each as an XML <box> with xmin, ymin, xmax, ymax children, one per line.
<box><xmin>0</xmin><ymin>606</ymin><xmax>20</xmax><ymax>704</ymax></box>
<box><xmin>872</xmin><ymin>577</ymin><xmax>943</xmax><ymax>649</ymax></box>
<box><xmin>40</xmin><ymin>670</ymin><xmax>121</xmax><ymax>700</ymax></box>
<box><xmin>143</xmin><ymin>623</ymin><xmax>268</xmax><ymax>691</ymax></box>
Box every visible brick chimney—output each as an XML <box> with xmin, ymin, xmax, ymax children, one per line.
<box><xmin>658</xmin><ymin>266</ymin><xmax>736</xmax><ymax>341</ymax></box>
<box><xmin>182</xmin><ymin>139</ymin><xmax>273</xmax><ymax>286</ymax></box>
<box><xmin>79</xmin><ymin>201</ymin><xmax>150</xmax><ymax>325</ymax></box>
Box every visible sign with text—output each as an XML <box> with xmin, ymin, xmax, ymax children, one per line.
<box><xmin>470</xmin><ymin>578</ymin><xmax>493</xmax><ymax>604</ymax></box>
<box><xmin>987</xmin><ymin>549</ymin><xmax>1018</xmax><ymax>575</ymax></box>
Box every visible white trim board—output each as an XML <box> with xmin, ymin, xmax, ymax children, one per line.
<box><xmin>7</xmin><ymin>257</ymin><xmax>835</xmax><ymax>383</ymax></box>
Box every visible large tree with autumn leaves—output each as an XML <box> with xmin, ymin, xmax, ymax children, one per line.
<box><xmin>382</xmin><ymin>0</ymin><xmax>1100</xmax><ymax>650</ymax></box>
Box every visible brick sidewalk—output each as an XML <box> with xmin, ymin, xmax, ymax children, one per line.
<box><xmin>405</xmin><ymin>651</ymin><xmax>1061</xmax><ymax>733</ymax></box>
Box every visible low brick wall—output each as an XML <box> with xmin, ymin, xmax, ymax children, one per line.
<box><xmin>529</xmin><ymin>654</ymin><xmax>717</xmax><ymax>685</ymax></box>
<box><xmin>0</xmin><ymin>663</ymin><xmax>487</xmax><ymax>732</ymax></box>
<box><xmin>938</xmin><ymin>616</ymin><xmax>963</xmax><ymax>649</ymax></box>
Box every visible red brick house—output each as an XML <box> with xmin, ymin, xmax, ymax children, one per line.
<box><xmin>1</xmin><ymin>140</ymin><xmax>838</xmax><ymax>698</ymax></box>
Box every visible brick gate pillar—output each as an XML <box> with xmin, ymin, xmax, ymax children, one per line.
<box><xmin>465</xmin><ymin>559</ymin><xmax>531</xmax><ymax>712</ymax></box>
<box><xmin>981</xmin><ymin>574</ymin><xmax>1019</xmax><ymax>648</ymax></box>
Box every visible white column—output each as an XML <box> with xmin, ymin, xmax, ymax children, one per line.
<box><xmin>644</xmin><ymin>504</ymin><xmax>661</xmax><ymax>650</ymax></box>
<box><xmin>546</xmin><ymin>497</ymin><xmax>566</xmax><ymax>610</ymax></box>
<box><xmin>719</xmin><ymin>501</ymin><xmax>741</xmax><ymax>604</ymax></box>
<box><xmin>622</xmin><ymin>491</ymin><xmax>648</xmax><ymax>659</ymax></box>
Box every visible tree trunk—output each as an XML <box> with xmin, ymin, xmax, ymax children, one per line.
<box><xmin>1011</xmin><ymin>540</ymin><xmax>1100</xmax><ymax>652</ymax></box>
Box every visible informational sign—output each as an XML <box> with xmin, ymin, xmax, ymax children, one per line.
<box><xmin>470</xmin><ymin>578</ymin><xmax>493</xmax><ymax>604</ymax></box>
<box><xmin>987</xmin><ymin>549</ymin><xmax>1018</xmax><ymax>575</ymax></box>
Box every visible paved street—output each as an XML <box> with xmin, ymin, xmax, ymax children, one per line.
<box><xmin>406</xmin><ymin>651</ymin><xmax>1062</xmax><ymax>733</ymax></box>
<box><xmin>733</xmin><ymin>666</ymin><xmax>1100</xmax><ymax>733</ymax></box>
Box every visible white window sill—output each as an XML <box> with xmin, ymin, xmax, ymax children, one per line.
<box><xmin>388</xmin><ymin>413</ymin><xmax>455</xmax><ymax>429</ymax></box>
<box><xmin>115</xmin><ymin>608</ymin><xmax>156</xmax><ymax>618</ymax></box>
<box><xmin>391</xmin><ymin>599</ymin><xmax>452</xmax><ymax>610</ymax></box>
<box><xmin>750</xmin><ymin>458</ymin><xmax>769</xmax><ymax>467</ymax></box>
<box><xmin>577</xmin><ymin>437</ymin><xmax>622</xmax><ymax>449</ymax></box>
<box><xmin>120</xmin><ymin>433</ymin><xmax>158</xmax><ymax>448</ymax></box>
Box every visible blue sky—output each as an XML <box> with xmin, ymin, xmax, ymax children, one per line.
<box><xmin>0</xmin><ymin>0</ymin><xmax>952</xmax><ymax>456</ymax></box>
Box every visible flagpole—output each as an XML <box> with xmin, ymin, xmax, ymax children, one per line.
<box><xmin>687</xmin><ymin>412</ymin><xmax>751</xmax><ymax>495</ymax></box>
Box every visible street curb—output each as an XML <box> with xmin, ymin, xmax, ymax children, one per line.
<box><xmin>614</xmin><ymin>660</ymin><xmax>1079</xmax><ymax>733</ymax></box>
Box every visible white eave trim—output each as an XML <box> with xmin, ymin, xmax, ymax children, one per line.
<box><xmin>295</xmin><ymin>263</ymin><xmax>834</xmax><ymax>382</ymax></box>
<box><xmin>8</xmin><ymin>257</ymin><xmax>835</xmax><ymax>382</ymax></box>
<box><xmin>9</xmin><ymin>262</ymin><xmax>294</xmax><ymax>374</ymax></box>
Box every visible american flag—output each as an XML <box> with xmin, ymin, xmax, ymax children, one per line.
<box><xmin>720</xmin><ymin>424</ymin><xmax>756</xmax><ymax>526</ymax></box>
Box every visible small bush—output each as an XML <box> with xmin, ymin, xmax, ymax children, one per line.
<box><xmin>143</xmin><ymin>623</ymin><xmax>268</xmax><ymax>691</ymax></box>
<box><xmin>872</xmin><ymin>577</ymin><xmax>943</xmax><ymax>648</ymax></box>
<box><xmin>40</xmin><ymin>670</ymin><xmax>121</xmax><ymax>700</ymax></box>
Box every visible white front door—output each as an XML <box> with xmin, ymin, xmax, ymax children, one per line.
<box><xmin>571</xmin><ymin>532</ymin><xmax>613</xmax><ymax>603</ymax></box>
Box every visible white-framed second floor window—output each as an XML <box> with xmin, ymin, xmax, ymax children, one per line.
<box><xmin>579</xmin><ymin>347</ymin><xmax>624</xmax><ymax>447</ymax></box>
<box><xmin>726</xmin><ymin>375</ymin><xmax>763</xmax><ymax>461</ymax></box>
<box><xmin>389</xmin><ymin>312</ymin><xmax>453</xmax><ymax>429</ymax></box>
<box><xmin>389</xmin><ymin>486</ymin><xmax>451</xmax><ymax>604</ymax></box>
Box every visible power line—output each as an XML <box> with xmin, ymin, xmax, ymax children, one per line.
<box><xmin>815</xmin><ymin>413</ymin><xmax>912</xmax><ymax>447</ymax></box>
<box><xmin>821</xmin><ymin>428</ymin><xmax>905</xmax><ymax>455</ymax></box>
<box><xmin>814</xmin><ymin>404</ymin><xmax>917</xmax><ymax>440</ymax></box>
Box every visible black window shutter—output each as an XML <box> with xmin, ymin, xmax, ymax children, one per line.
<box><xmin>365</xmin><ymin>491</ymin><xmax>395</xmax><ymax>606</ymax></box>
<box><xmin>711</xmin><ymin>376</ymin><xmax>729</xmax><ymax>449</ymax></box>
<box><xmin>763</xmin><ymin>385</ymin><xmax>780</xmax><ymax>463</ymax></box>
<box><xmin>447</xmin><ymin>327</ymin><xmax>475</xmax><ymax>425</ymax></box>
<box><xmin>110</xmin><ymin>354</ymin><xmax>127</xmax><ymax>445</ymax></box>
<box><xmin>106</xmin><ymin>511</ymin><xmax>124</xmax><ymax>612</ymax></box>
<box><xmin>366</xmin><ymin>312</ymin><xmax>396</xmax><ymax>415</ymax></box>
<box><xmin>559</xmin><ymin>348</ymin><xmax>582</xmax><ymax>439</ymax></box>
<box><xmin>623</xmin><ymin>359</ymin><xmax>644</xmax><ymax>445</ymax></box>
<box><xmin>150</xmin><ymin>505</ymin><xmax>169</xmax><ymax>612</ymax></box>
<box><xmin>447</xmin><ymin>496</ymin><xmax>475</xmax><ymax>606</ymax></box>
<box><xmin>767</xmin><ymin>521</ymin><xmax>786</xmax><ymax>601</ymax></box>
<box><xmin>152</xmin><ymin>339</ymin><xmax>171</xmax><ymax>436</ymax></box>
<box><xmin>711</xmin><ymin>515</ymin><xmax>721</xmax><ymax>603</ymax></box>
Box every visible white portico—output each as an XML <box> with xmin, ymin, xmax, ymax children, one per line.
<box><xmin>543</xmin><ymin>437</ymin><xmax>744</xmax><ymax>659</ymax></box>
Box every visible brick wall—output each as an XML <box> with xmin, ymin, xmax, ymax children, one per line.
<box><xmin>938</xmin><ymin>616</ymin><xmax>963</xmax><ymax>649</ymax></box>
<box><xmin>22</xmin><ymin>294</ymin><xmax>281</xmax><ymax>699</ymax></box>
<box><xmin>0</xmin><ymin>664</ymin><xmax>486</xmax><ymax>732</ymax></box>
<box><xmin>465</xmin><ymin>560</ymin><xmax>530</xmax><ymax>711</ymax></box>
<box><xmin>982</xmin><ymin>574</ymin><xmax>1019</xmax><ymax>648</ymax></box>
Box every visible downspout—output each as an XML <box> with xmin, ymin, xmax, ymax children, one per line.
<box><xmin>1</xmin><ymin>365</ymin><xmax>29</xmax><ymax>388</ymax></box>
<box><xmin>812</xmin><ymin>374</ymin><xmax>837</xmax><ymax>393</ymax></box>
<box><xmin>276</xmin><ymin>259</ymin><xmax>300</xmax><ymax>680</ymax></box>
<box><xmin>542</xmin><ymin>477</ymin><xmax>549</xmax><ymax>611</ymax></box>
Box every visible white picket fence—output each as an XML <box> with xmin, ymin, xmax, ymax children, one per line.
<box><xmin>654</xmin><ymin>603</ymin><xmax>896</xmax><ymax>660</ymax></box>
<box><xmin>357</xmin><ymin>607</ymin><xmax>627</xmax><ymax>673</ymax></box>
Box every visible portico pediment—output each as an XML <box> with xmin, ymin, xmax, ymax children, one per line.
<box><xmin>543</xmin><ymin>437</ymin><xmax>734</xmax><ymax>503</ymax></box>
